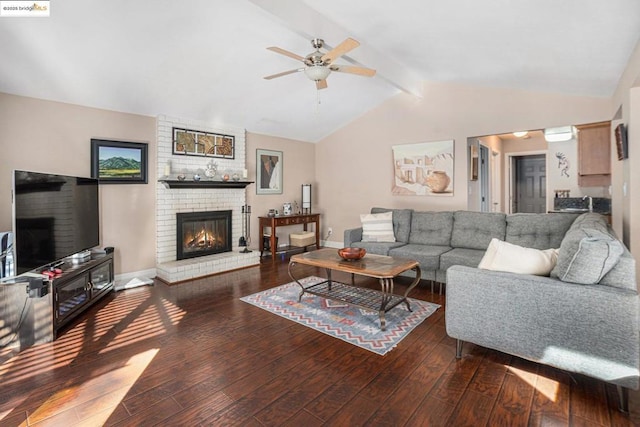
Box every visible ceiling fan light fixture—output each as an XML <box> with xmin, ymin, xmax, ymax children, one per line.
<box><xmin>304</xmin><ymin>65</ymin><xmax>331</xmax><ymax>81</ymax></box>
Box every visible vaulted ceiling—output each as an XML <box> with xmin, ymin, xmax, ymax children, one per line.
<box><xmin>1</xmin><ymin>0</ymin><xmax>639</xmax><ymax>142</ymax></box>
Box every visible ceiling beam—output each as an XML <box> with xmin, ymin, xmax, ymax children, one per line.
<box><xmin>249</xmin><ymin>0</ymin><xmax>423</xmax><ymax>97</ymax></box>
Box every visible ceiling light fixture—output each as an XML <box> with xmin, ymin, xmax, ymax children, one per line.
<box><xmin>304</xmin><ymin>65</ymin><xmax>331</xmax><ymax>81</ymax></box>
<box><xmin>513</xmin><ymin>131</ymin><xmax>528</xmax><ymax>138</ymax></box>
<box><xmin>544</xmin><ymin>126</ymin><xmax>574</xmax><ymax>142</ymax></box>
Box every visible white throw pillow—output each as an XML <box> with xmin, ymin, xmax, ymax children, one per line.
<box><xmin>360</xmin><ymin>211</ymin><xmax>396</xmax><ymax>243</ymax></box>
<box><xmin>478</xmin><ymin>238</ymin><xmax>559</xmax><ymax>276</ymax></box>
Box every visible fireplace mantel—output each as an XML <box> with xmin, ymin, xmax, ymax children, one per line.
<box><xmin>159</xmin><ymin>179</ymin><xmax>254</xmax><ymax>189</ymax></box>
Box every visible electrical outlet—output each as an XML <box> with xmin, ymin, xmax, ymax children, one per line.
<box><xmin>327</xmin><ymin>227</ymin><xmax>333</xmax><ymax>236</ymax></box>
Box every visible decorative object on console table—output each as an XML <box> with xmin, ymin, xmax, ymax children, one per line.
<box><xmin>302</xmin><ymin>184</ymin><xmax>312</xmax><ymax>213</ymax></box>
<box><xmin>283</xmin><ymin>203</ymin><xmax>292</xmax><ymax>216</ymax></box>
<box><xmin>91</xmin><ymin>139</ymin><xmax>148</xmax><ymax>184</ymax></box>
<box><xmin>256</xmin><ymin>149</ymin><xmax>283</xmax><ymax>194</ymax></box>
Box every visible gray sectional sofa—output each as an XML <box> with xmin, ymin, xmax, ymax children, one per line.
<box><xmin>344</xmin><ymin>207</ymin><xmax>639</xmax><ymax>411</ymax></box>
<box><xmin>344</xmin><ymin>207</ymin><xmax>578</xmax><ymax>283</ymax></box>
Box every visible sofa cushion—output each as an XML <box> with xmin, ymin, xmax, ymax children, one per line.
<box><xmin>506</xmin><ymin>213</ymin><xmax>578</xmax><ymax>249</ymax></box>
<box><xmin>599</xmin><ymin>250</ymin><xmax>637</xmax><ymax>291</ymax></box>
<box><xmin>479</xmin><ymin>238</ymin><xmax>559</xmax><ymax>276</ymax></box>
<box><xmin>439</xmin><ymin>248</ymin><xmax>487</xmax><ymax>271</ymax></box>
<box><xmin>551</xmin><ymin>226</ymin><xmax>625</xmax><ymax>285</ymax></box>
<box><xmin>353</xmin><ymin>241</ymin><xmax>405</xmax><ymax>256</ymax></box>
<box><xmin>389</xmin><ymin>244</ymin><xmax>452</xmax><ymax>271</ymax></box>
<box><xmin>361</xmin><ymin>211</ymin><xmax>395</xmax><ymax>242</ymax></box>
<box><xmin>408</xmin><ymin>211</ymin><xmax>454</xmax><ymax>246</ymax></box>
<box><xmin>371</xmin><ymin>207</ymin><xmax>412</xmax><ymax>243</ymax></box>
<box><xmin>451</xmin><ymin>211</ymin><xmax>506</xmax><ymax>250</ymax></box>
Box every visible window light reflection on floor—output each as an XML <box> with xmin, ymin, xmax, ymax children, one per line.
<box><xmin>0</xmin><ymin>288</ymin><xmax>186</xmax><ymax>423</ymax></box>
<box><xmin>27</xmin><ymin>348</ymin><xmax>160</xmax><ymax>425</ymax></box>
<box><xmin>507</xmin><ymin>364</ymin><xmax>560</xmax><ymax>403</ymax></box>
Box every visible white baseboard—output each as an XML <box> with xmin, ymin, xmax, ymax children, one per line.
<box><xmin>322</xmin><ymin>240</ymin><xmax>343</xmax><ymax>248</ymax></box>
<box><xmin>114</xmin><ymin>268</ymin><xmax>156</xmax><ymax>291</ymax></box>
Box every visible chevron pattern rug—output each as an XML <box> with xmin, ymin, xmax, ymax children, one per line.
<box><xmin>240</xmin><ymin>276</ymin><xmax>440</xmax><ymax>355</ymax></box>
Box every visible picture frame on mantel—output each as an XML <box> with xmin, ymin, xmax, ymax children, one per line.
<box><xmin>256</xmin><ymin>149</ymin><xmax>283</xmax><ymax>195</ymax></box>
<box><xmin>91</xmin><ymin>139</ymin><xmax>148</xmax><ymax>184</ymax></box>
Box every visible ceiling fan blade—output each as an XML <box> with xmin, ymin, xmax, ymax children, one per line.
<box><xmin>321</xmin><ymin>37</ymin><xmax>359</xmax><ymax>63</ymax></box>
<box><xmin>316</xmin><ymin>79</ymin><xmax>328</xmax><ymax>90</ymax></box>
<box><xmin>263</xmin><ymin>68</ymin><xmax>303</xmax><ymax>80</ymax></box>
<box><xmin>267</xmin><ymin>46</ymin><xmax>305</xmax><ymax>62</ymax></box>
<box><xmin>330</xmin><ymin>65</ymin><xmax>376</xmax><ymax>77</ymax></box>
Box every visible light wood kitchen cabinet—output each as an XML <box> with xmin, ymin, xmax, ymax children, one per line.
<box><xmin>577</xmin><ymin>121</ymin><xmax>611</xmax><ymax>187</ymax></box>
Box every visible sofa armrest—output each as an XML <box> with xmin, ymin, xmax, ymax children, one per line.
<box><xmin>446</xmin><ymin>265</ymin><xmax>640</xmax><ymax>389</ymax></box>
<box><xmin>344</xmin><ymin>227</ymin><xmax>363</xmax><ymax>247</ymax></box>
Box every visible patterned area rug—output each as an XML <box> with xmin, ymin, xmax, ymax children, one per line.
<box><xmin>240</xmin><ymin>276</ymin><xmax>440</xmax><ymax>355</ymax></box>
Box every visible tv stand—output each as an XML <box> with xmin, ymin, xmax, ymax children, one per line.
<box><xmin>52</xmin><ymin>252</ymin><xmax>114</xmax><ymax>337</ymax></box>
<box><xmin>0</xmin><ymin>252</ymin><xmax>115</xmax><ymax>352</ymax></box>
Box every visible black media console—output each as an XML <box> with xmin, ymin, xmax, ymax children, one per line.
<box><xmin>53</xmin><ymin>252</ymin><xmax>114</xmax><ymax>337</ymax></box>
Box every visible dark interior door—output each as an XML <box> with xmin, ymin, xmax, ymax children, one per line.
<box><xmin>515</xmin><ymin>155</ymin><xmax>546</xmax><ymax>213</ymax></box>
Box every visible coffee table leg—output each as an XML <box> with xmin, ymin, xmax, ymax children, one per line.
<box><xmin>326</xmin><ymin>268</ymin><xmax>332</xmax><ymax>291</ymax></box>
<box><xmin>403</xmin><ymin>266</ymin><xmax>422</xmax><ymax>311</ymax></box>
<box><xmin>378</xmin><ymin>277</ymin><xmax>395</xmax><ymax>331</ymax></box>
<box><xmin>287</xmin><ymin>261</ymin><xmax>306</xmax><ymax>302</ymax></box>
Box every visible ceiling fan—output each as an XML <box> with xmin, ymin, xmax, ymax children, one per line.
<box><xmin>264</xmin><ymin>37</ymin><xmax>376</xmax><ymax>90</ymax></box>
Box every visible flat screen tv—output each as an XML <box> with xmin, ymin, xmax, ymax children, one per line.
<box><xmin>12</xmin><ymin>170</ymin><xmax>100</xmax><ymax>275</ymax></box>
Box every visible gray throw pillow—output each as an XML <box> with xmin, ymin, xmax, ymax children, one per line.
<box><xmin>551</xmin><ymin>228</ymin><xmax>624</xmax><ymax>285</ymax></box>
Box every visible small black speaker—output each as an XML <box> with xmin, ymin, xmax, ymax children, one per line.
<box><xmin>104</xmin><ymin>246</ymin><xmax>114</xmax><ymax>254</ymax></box>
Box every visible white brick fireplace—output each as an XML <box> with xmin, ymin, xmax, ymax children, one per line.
<box><xmin>155</xmin><ymin>115</ymin><xmax>260</xmax><ymax>283</ymax></box>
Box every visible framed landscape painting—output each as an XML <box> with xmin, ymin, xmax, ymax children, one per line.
<box><xmin>91</xmin><ymin>139</ymin><xmax>148</xmax><ymax>184</ymax></box>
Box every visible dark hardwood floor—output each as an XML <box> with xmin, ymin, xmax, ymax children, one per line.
<box><xmin>1</xmin><ymin>259</ymin><xmax>638</xmax><ymax>426</ymax></box>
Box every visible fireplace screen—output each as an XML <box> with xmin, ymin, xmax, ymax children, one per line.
<box><xmin>176</xmin><ymin>210</ymin><xmax>232</xmax><ymax>260</ymax></box>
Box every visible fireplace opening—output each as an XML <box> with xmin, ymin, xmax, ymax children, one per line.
<box><xmin>176</xmin><ymin>210</ymin><xmax>232</xmax><ymax>260</ymax></box>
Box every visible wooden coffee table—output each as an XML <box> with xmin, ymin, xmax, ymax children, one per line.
<box><xmin>288</xmin><ymin>248</ymin><xmax>422</xmax><ymax>330</ymax></box>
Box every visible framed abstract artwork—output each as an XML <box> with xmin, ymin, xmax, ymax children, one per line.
<box><xmin>256</xmin><ymin>149</ymin><xmax>283</xmax><ymax>195</ymax></box>
<box><xmin>172</xmin><ymin>127</ymin><xmax>235</xmax><ymax>159</ymax></box>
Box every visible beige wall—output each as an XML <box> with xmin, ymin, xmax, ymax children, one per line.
<box><xmin>0</xmin><ymin>93</ymin><xmax>156</xmax><ymax>274</ymax></box>
<box><xmin>246</xmin><ymin>132</ymin><xmax>316</xmax><ymax>248</ymax></box>
<box><xmin>316</xmin><ymin>81</ymin><xmax>611</xmax><ymax>245</ymax></box>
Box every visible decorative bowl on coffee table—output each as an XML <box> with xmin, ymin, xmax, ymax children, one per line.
<box><xmin>338</xmin><ymin>247</ymin><xmax>366</xmax><ymax>261</ymax></box>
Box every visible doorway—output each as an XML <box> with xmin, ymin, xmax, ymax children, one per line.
<box><xmin>512</xmin><ymin>154</ymin><xmax>546</xmax><ymax>213</ymax></box>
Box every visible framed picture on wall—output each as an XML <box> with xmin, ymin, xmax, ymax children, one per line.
<box><xmin>392</xmin><ymin>140</ymin><xmax>454</xmax><ymax>196</ymax></box>
<box><xmin>256</xmin><ymin>149</ymin><xmax>283</xmax><ymax>194</ymax></box>
<box><xmin>91</xmin><ymin>139</ymin><xmax>148</xmax><ymax>184</ymax></box>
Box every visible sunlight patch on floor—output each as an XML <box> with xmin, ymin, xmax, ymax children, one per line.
<box><xmin>27</xmin><ymin>348</ymin><xmax>159</xmax><ymax>425</ymax></box>
<box><xmin>98</xmin><ymin>297</ymin><xmax>186</xmax><ymax>353</ymax></box>
<box><xmin>0</xmin><ymin>290</ymin><xmax>186</xmax><ymax>424</ymax></box>
<box><xmin>508</xmin><ymin>365</ymin><xmax>559</xmax><ymax>403</ymax></box>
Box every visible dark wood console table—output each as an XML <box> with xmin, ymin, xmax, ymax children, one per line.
<box><xmin>259</xmin><ymin>213</ymin><xmax>320</xmax><ymax>261</ymax></box>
